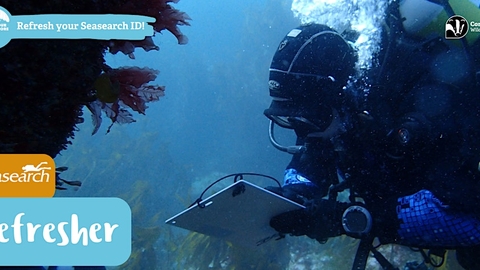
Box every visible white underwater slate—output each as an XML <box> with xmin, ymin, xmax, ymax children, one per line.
<box><xmin>165</xmin><ymin>180</ymin><xmax>305</xmax><ymax>248</ymax></box>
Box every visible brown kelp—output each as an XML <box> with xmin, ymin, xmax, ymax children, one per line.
<box><xmin>118</xmin><ymin>180</ymin><xmax>162</xmax><ymax>270</ymax></box>
<box><xmin>171</xmin><ymin>232</ymin><xmax>290</xmax><ymax>270</ymax></box>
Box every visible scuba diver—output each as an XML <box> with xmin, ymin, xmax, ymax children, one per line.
<box><xmin>264</xmin><ymin>0</ymin><xmax>480</xmax><ymax>269</ymax></box>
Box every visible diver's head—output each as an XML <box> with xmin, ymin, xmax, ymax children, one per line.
<box><xmin>264</xmin><ymin>24</ymin><xmax>357</xmax><ymax>149</ymax></box>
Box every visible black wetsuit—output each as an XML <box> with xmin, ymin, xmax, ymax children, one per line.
<box><xmin>283</xmin><ymin>9</ymin><xmax>480</xmax><ymax>251</ymax></box>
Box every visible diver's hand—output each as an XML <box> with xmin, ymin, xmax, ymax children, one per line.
<box><xmin>265</xmin><ymin>186</ymin><xmax>305</xmax><ymax>204</ymax></box>
<box><xmin>270</xmin><ymin>199</ymin><xmax>348</xmax><ymax>242</ymax></box>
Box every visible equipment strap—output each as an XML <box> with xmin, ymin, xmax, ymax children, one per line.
<box><xmin>370</xmin><ymin>246</ymin><xmax>399</xmax><ymax>270</ymax></box>
<box><xmin>351</xmin><ymin>237</ymin><xmax>399</xmax><ymax>270</ymax></box>
<box><xmin>352</xmin><ymin>237</ymin><xmax>373</xmax><ymax>270</ymax></box>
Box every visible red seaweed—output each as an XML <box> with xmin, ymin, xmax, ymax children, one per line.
<box><xmin>0</xmin><ymin>0</ymin><xmax>190</xmax><ymax>159</ymax></box>
<box><xmin>105</xmin><ymin>0</ymin><xmax>192</xmax><ymax>55</ymax></box>
<box><xmin>88</xmin><ymin>67</ymin><xmax>165</xmax><ymax>135</ymax></box>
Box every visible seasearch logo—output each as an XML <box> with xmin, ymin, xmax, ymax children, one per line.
<box><xmin>0</xmin><ymin>154</ymin><xmax>55</xmax><ymax>197</ymax></box>
<box><xmin>22</xmin><ymin>161</ymin><xmax>51</xmax><ymax>172</ymax></box>
<box><xmin>1</xmin><ymin>161</ymin><xmax>52</xmax><ymax>183</ymax></box>
<box><xmin>0</xmin><ymin>9</ymin><xmax>9</xmax><ymax>22</ymax></box>
<box><xmin>0</xmin><ymin>7</ymin><xmax>9</xmax><ymax>32</ymax></box>
<box><xmin>446</xmin><ymin>15</ymin><xmax>468</xmax><ymax>39</ymax></box>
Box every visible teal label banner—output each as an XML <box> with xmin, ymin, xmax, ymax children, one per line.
<box><xmin>0</xmin><ymin>197</ymin><xmax>131</xmax><ymax>266</ymax></box>
<box><xmin>0</xmin><ymin>6</ymin><xmax>155</xmax><ymax>48</ymax></box>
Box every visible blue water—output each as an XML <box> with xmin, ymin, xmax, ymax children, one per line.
<box><xmin>57</xmin><ymin>0</ymin><xmax>299</xmax><ymax>186</ymax></box>
<box><xmin>54</xmin><ymin>0</ymin><xmax>300</xmax><ymax>267</ymax></box>
<box><xmin>53</xmin><ymin>0</ymin><xmax>471</xmax><ymax>268</ymax></box>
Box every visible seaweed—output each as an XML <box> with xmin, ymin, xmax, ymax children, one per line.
<box><xmin>119</xmin><ymin>225</ymin><xmax>162</xmax><ymax>270</ymax></box>
<box><xmin>55</xmin><ymin>166</ymin><xmax>82</xmax><ymax>190</ymax></box>
<box><xmin>118</xmin><ymin>180</ymin><xmax>163</xmax><ymax>270</ymax></box>
<box><xmin>0</xmin><ymin>0</ymin><xmax>191</xmax><ymax>158</ymax></box>
<box><xmin>88</xmin><ymin>66</ymin><xmax>165</xmax><ymax>134</ymax></box>
<box><xmin>169</xmin><ymin>230</ymin><xmax>290</xmax><ymax>269</ymax></box>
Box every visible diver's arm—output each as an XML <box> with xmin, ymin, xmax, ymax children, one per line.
<box><xmin>375</xmin><ymin>190</ymin><xmax>480</xmax><ymax>248</ymax></box>
<box><xmin>270</xmin><ymin>188</ymin><xmax>480</xmax><ymax>249</ymax></box>
<box><xmin>284</xmin><ymin>136</ymin><xmax>336</xmax><ymax>196</ymax></box>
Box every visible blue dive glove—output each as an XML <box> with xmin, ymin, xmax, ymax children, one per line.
<box><xmin>265</xmin><ymin>169</ymin><xmax>323</xmax><ymax>204</ymax></box>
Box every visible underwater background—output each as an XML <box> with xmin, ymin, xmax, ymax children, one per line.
<box><xmin>45</xmin><ymin>0</ymin><xmax>465</xmax><ymax>269</ymax></box>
